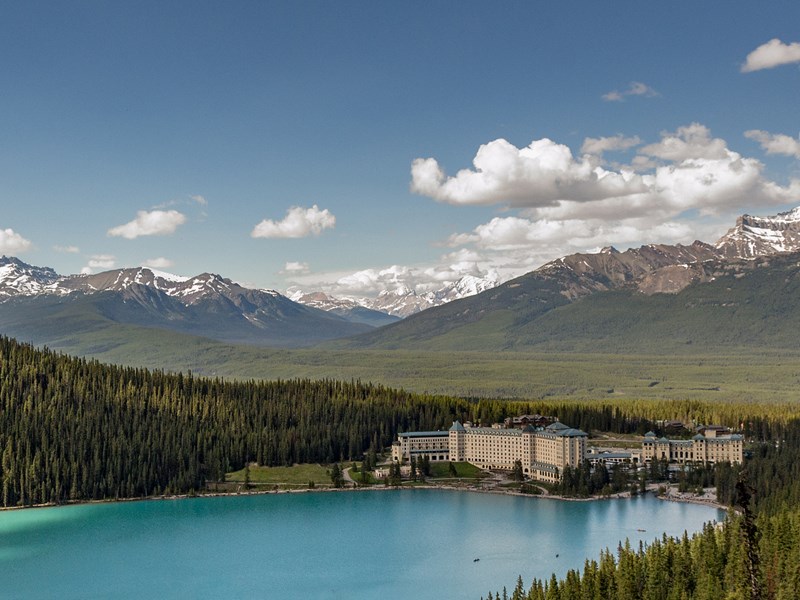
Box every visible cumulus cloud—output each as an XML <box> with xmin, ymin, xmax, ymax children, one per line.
<box><xmin>602</xmin><ymin>81</ymin><xmax>659</xmax><ymax>102</ymax></box>
<box><xmin>53</xmin><ymin>245</ymin><xmax>80</xmax><ymax>254</ymax></box>
<box><xmin>0</xmin><ymin>228</ymin><xmax>32</xmax><ymax>254</ymax></box>
<box><xmin>450</xmin><ymin>216</ymin><xmax>696</xmax><ymax>253</ymax></box>
<box><xmin>411</xmin><ymin>123</ymin><xmax>800</xmax><ymax>284</ymax></box>
<box><xmin>412</xmin><ymin>124</ymin><xmax>799</xmax><ymax>222</ymax></box>
<box><xmin>411</xmin><ymin>138</ymin><xmax>646</xmax><ymax>207</ymax></box>
<box><xmin>80</xmin><ymin>254</ymin><xmax>115</xmax><ymax>275</ymax></box>
<box><xmin>745</xmin><ymin>129</ymin><xmax>800</xmax><ymax>158</ymax></box>
<box><xmin>581</xmin><ymin>135</ymin><xmax>641</xmax><ymax>156</ymax></box>
<box><xmin>638</xmin><ymin>123</ymin><xmax>728</xmax><ymax>161</ymax></box>
<box><xmin>108</xmin><ymin>210</ymin><xmax>187</xmax><ymax>239</ymax></box>
<box><xmin>741</xmin><ymin>38</ymin><xmax>800</xmax><ymax>73</ymax></box>
<box><xmin>281</xmin><ymin>261</ymin><xmax>310</xmax><ymax>274</ymax></box>
<box><xmin>142</xmin><ymin>257</ymin><xmax>174</xmax><ymax>269</ymax></box>
<box><xmin>190</xmin><ymin>195</ymin><xmax>208</xmax><ymax>206</ymax></box>
<box><xmin>251</xmin><ymin>205</ymin><xmax>336</xmax><ymax>239</ymax></box>
<box><xmin>284</xmin><ymin>249</ymin><xmax>501</xmax><ymax>297</ymax></box>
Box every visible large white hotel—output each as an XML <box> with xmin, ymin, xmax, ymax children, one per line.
<box><xmin>391</xmin><ymin>420</ymin><xmax>588</xmax><ymax>483</ymax></box>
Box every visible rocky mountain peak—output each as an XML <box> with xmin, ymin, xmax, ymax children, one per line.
<box><xmin>715</xmin><ymin>205</ymin><xmax>800</xmax><ymax>259</ymax></box>
<box><xmin>0</xmin><ymin>256</ymin><xmax>63</xmax><ymax>298</ymax></box>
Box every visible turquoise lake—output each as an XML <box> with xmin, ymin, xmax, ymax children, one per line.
<box><xmin>0</xmin><ymin>490</ymin><xmax>723</xmax><ymax>599</ymax></box>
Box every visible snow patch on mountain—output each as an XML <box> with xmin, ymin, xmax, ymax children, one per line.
<box><xmin>0</xmin><ymin>256</ymin><xmax>66</xmax><ymax>298</ymax></box>
<box><xmin>289</xmin><ymin>272</ymin><xmax>501</xmax><ymax>318</ymax></box>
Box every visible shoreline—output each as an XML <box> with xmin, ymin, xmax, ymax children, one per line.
<box><xmin>0</xmin><ymin>479</ymin><xmax>729</xmax><ymax>514</ymax></box>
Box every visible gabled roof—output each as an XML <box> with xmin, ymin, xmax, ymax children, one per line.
<box><xmin>449</xmin><ymin>421</ymin><xmax>466</xmax><ymax>432</ymax></box>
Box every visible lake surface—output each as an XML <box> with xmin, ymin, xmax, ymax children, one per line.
<box><xmin>0</xmin><ymin>489</ymin><xmax>723</xmax><ymax>599</ymax></box>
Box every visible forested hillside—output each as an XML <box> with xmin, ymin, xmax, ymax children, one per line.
<box><xmin>0</xmin><ymin>336</ymin><xmax>475</xmax><ymax>506</ymax></box>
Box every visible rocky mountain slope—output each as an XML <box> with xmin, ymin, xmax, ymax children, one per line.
<box><xmin>715</xmin><ymin>206</ymin><xmax>800</xmax><ymax>258</ymax></box>
<box><xmin>334</xmin><ymin>206</ymin><xmax>800</xmax><ymax>350</ymax></box>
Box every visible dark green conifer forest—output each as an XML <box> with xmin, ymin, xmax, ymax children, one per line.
<box><xmin>0</xmin><ymin>336</ymin><xmax>473</xmax><ymax>505</ymax></box>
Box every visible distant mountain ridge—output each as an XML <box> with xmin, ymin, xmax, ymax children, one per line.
<box><xmin>289</xmin><ymin>272</ymin><xmax>501</xmax><ymax>318</ymax></box>
<box><xmin>0</xmin><ymin>259</ymin><xmax>372</xmax><ymax>347</ymax></box>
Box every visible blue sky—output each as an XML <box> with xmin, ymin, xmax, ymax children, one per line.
<box><xmin>1</xmin><ymin>1</ymin><xmax>798</xmax><ymax>295</ymax></box>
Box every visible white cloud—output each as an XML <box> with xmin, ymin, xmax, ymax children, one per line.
<box><xmin>53</xmin><ymin>245</ymin><xmax>80</xmax><ymax>254</ymax></box>
<box><xmin>450</xmin><ymin>216</ymin><xmax>696</xmax><ymax>252</ymax></box>
<box><xmin>81</xmin><ymin>254</ymin><xmax>116</xmax><ymax>275</ymax></box>
<box><xmin>412</xmin><ymin>125</ymin><xmax>799</xmax><ymax>222</ymax></box>
<box><xmin>251</xmin><ymin>205</ymin><xmax>336</xmax><ymax>239</ymax></box>
<box><xmin>412</xmin><ymin>123</ymin><xmax>800</xmax><ymax>285</ymax></box>
<box><xmin>581</xmin><ymin>135</ymin><xmax>641</xmax><ymax>156</ymax></box>
<box><xmin>0</xmin><ymin>228</ymin><xmax>32</xmax><ymax>254</ymax></box>
<box><xmin>639</xmin><ymin>123</ymin><xmax>728</xmax><ymax>162</ymax></box>
<box><xmin>282</xmin><ymin>261</ymin><xmax>310</xmax><ymax>274</ymax></box>
<box><xmin>190</xmin><ymin>195</ymin><xmax>208</xmax><ymax>206</ymax></box>
<box><xmin>142</xmin><ymin>257</ymin><xmax>174</xmax><ymax>269</ymax></box>
<box><xmin>745</xmin><ymin>129</ymin><xmax>800</xmax><ymax>158</ymax></box>
<box><xmin>411</xmin><ymin>138</ymin><xmax>646</xmax><ymax>207</ymax></box>
<box><xmin>108</xmin><ymin>210</ymin><xmax>187</xmax><ymax>239</ymax></box>
<box><xmin>741</xmin><ymin>38</ymin><xmax>800</xmax><ymax>73</ymax></box>
<box><xmin>285</xmin><ymin>254</ymin><xmax>495</xmax><ymax>297</ymax></box>
<box><xmin>602</xmin><ymin>81</ymin><xmax>659</xmax><ymax>102</ymax></box>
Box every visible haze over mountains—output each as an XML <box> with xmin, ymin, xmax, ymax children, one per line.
<box><xmin>1</xmin><ymin>206</ymin><xmax>800</xmax><ymax>356</ymax></box>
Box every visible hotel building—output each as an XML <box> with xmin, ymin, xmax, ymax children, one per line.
<box><xmin>641</xmin><ymin>429</ymin><xmax>744</xmax><ymax>464</ymax></box>
<box><xmin>391</xmin><ymin>420</ymin><xmax>587</xmax><ymax>483</ymax></box>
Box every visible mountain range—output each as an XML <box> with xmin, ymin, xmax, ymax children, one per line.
<box><xmin>331</xmin><ymin>206</ymin><xmax>800</xmax><ymax>352</ymax></box>
<box><xmin>2</xmin><ymin>206</ymin><xmax>800</xmax><ymax>355</ymax></box>
<box><xmin>0</xmin><ymin>260</ymin><xmax>375</xmax><ymax>347</ymax></box>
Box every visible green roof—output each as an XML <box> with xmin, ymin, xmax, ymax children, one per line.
<box><xmin>546</xmin><ymin>422</ymin><xmax>570</xmax><ymax>432</ymax></box>
<box><xmin>398</xmin><ymin>431</ymin><xmax>448</xmax><ymax>438</ymax></box>
<box><xmin>468</xmin><ymin>427</ymin><xmax>523</xmax><ymax>437</ymax></box>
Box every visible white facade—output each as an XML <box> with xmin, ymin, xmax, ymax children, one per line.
<box><xmin>394</xmin><ymin>420</ymin><xmax>588</xmax><ymax>483</ymax></box>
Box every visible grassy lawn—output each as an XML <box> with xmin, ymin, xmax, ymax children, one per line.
<box><xmin>428</xmin><ymin>461</ymin><xmax>487</xmax><ymax>480</ymax></box>
<box><xmin>226</xmin><ymin>463</ymin><xmax>331</xmax><ymax>487</ymax></box>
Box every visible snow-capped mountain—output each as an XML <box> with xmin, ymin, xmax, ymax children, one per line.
<box><xmin>293</xmin><ymin>205</ymin><xmax>800</xmax><ymax>320</ymax></box>
<box><xmin>0</xmin><ymin>256</ymin><xmax>64</xmax><ymax>298</ymax></box>
<box><xmin>715</xmin><ymin>207</ymin><xmax>800</xmax><ymax>259</ymax></box>
<box><xmin>289</xmin><ymin>272</ymin><xmax>501</xmax><ymax>318</ymax></box>
<box><xmin>341</xmin><ymin>206</ymin><xmax>800</xmax><ymax>351</ymax></box>
<box><xmin>0</xmin><ymin>262</ymin><xmax>284</xmax><ymax>306</ymax></box>
<box><xmin>0</xmin><ymin>260</ymin><xmax>373</xmax><ymax>347</ymax></box>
